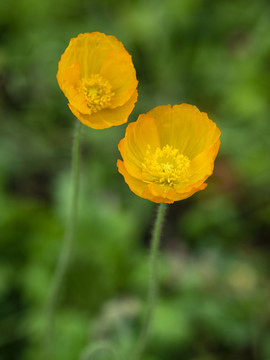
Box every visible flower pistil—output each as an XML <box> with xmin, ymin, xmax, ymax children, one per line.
<box><xmin>142</xmin><ymin>145</ymin><xmax>190</xmax><ymax>186</ymax></box>
<box><xmin>79</xmin><ymin>74</ymin><xmax>114</xmax><ymax>114</ymax></box>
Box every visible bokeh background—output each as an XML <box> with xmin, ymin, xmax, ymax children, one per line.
<box><xmin>1</xmin><ymin>0</ymin><xmax>270</xmax><ymax>359</ymax></box>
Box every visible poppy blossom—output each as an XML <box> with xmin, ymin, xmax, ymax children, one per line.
<box><xmin>57</xmin><ymin>32</ymin><xmax>138</xmax><ymax>129</ymax></box>
<box><xmin>117</xmin><ymin>104</ymin><xmax>221</xmax><ymax>203</ymax></box>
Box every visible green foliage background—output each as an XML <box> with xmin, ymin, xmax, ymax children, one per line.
<box><xmin>1</xmin><ymin>0</ymin><xmax>270</xmax><ymax>359</ymax></box>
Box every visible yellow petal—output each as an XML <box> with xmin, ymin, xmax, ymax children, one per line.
<box><xmin>68</xmin><ymin>89</ymin><xmax>138</xmax><ymax>129</ymax></box>
<box><xmin>175</xmin><ymin>139</ymin><xmax>221</xmax><ymax>193</ymax></box>
<box><xmin>148</xmin><ymin>182</ymin><xmax>207</xmax><ymax>203</ymax></box>
<box><xmin>61</xmin><ymin>62</ymin><xmax>91</xmax><ymax>115</ymax></box>
<box><xmin>117</xmin><ymin>160</ymin><xmax>168</xmax><ymax>203</ymax></box>
<box><xmin>57</xmin><ymin>61</ymin><xmax>80</xmax><ymax>92</ymax></box>
<box><xmin>119</xmin><ymin>114</ymin><xmax>160</xmax><ymax>179</ymax></box>
<box><xmin>57</xmin><ymin>32</ymin><xmax>126</xmax><ymax>84</ymax></box>
<box><xmin>145</xmin><ymin>104</ymin><xmax>174</xmax><ymax>145</ymax></box>
<box><xmin>100</xmin><ymin>51</ymin><xmax>138</xmax><ymax>108</ymax></box>
<box><xmin>147</xmin><ymin>104</ymin><xmax>221</xmax><ymax>159</ymax></box>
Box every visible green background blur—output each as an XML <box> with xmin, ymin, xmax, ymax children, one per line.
<box><xmin>1</xmin><ymin>0</ymin><xmax>270</xmax><ymax>359</ymax></box>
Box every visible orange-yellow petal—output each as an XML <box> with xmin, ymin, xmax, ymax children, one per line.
<box><xmin>57</xmin><ymin>32</ymin><xmax>126</xmax><ymax>84</ymax></box>
<box><xmin>175</xmin><ymin>139</ymin><xmax>221</xmax><ymax>193</ymax></box>
<box><xmin>100</xmin><ymin>51</ymin><xmax>138</xmax><ymax>108</ymax></box>
<box><xmin>147</xmin><ymin>104</ymin><xmax>220</xmax><ymax>159</ymax></box>
<box><xmin>61</xmin><ymin>62</ymin><xmax>91</xmax><ymax>115</ymax></box>
<box><xmin>148</xmin><ymin>182</ymin><xmax>207</xmax><ymax>203</ymax></box>
<box><xmin>117</xmin><ymin>160</ymin><xmax>169</xmax><ymax>203</ymax></box>
<box><xmin>68</xmin><ymin>89</ymin><xmax>138</xmax><ymax>129</ymax></box>
<box><xmin>119</xmin><ymin>115</ymin><xmax>160</xmax><ymax>179</ymax></box>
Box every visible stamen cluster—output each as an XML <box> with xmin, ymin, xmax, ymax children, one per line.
<box><xmin>79</xmin><ymin>74</ymin><xmax>114</xmax><ymax>114</ymax></box>
<box><xmin>142</xmin><ymin>145</ymin><xmax>190</xmax><ymax>186</ymax></box>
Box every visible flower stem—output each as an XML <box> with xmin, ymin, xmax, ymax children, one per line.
<box><xmin>45</xmin><ymin>119</ymin><xmax>82</xmax><ymax>356</ymax></box>
<box><xmin>80</xmin><ymin>341</ymin><xmax>123</xmax><ymax>360</ymax></box>
<box><xmin>132</xmin><ymin>203</ymin><xmax>167</xmax><ymax>360</ymax></box>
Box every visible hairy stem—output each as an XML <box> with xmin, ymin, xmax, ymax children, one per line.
<box><xmin>45</xmin><ymin>119</ymin><xmax>82</xmax><ymax>357</ymax></box>
<box><xmin>80</xmin><ymin>341</ymin><xmax>122</xmax><ymax>360</ymax></box>
<box><xmin>132</xmin><ymin>203</ymin><xmax>167</xmax><ymax>360</ymax></box>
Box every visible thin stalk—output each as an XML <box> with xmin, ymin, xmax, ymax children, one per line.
<box><xmin>45</xmin><ymin>119</ymin><xmax>82</xmax><ymax>356</ymax></box>
<box><xmin>132</xmin><ymin>203</ymin><xmax>167</xmax><ymax>360</ymax></box>
<box><xmin>80</xmin><ymin>341</ymin><xmax>123</xmax><ymax>360</ymax></box>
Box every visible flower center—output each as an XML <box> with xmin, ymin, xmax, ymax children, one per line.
<box><xmin>142</xmin><ymin>145</ymin><xmax>190</xmax><ymax>186</ymax></box>
<box><xmin>79</xmin><ymin>74</ymin><xmax>114</xmax><ymax>114</ymax></box>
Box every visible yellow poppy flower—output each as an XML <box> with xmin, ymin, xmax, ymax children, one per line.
<box><xmin>117</xmin><ymin>104</ymin><xmax>221</xmax><ymax>204</ymax></box>
<box><xmin>57</xmin><ymin>32</ymin><xmax>138</xmax><ymax>129</ymax></box>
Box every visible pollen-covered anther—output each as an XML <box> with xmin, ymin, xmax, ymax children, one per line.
<box><xmin>142</xmin><ymin>145</ymin><xmax>190</xmax><ymax>186</ymax></box>
<box><xmin>79</xmin><ymin>74</ymin><xmax>114</xmax><ymax>114</ymax></box>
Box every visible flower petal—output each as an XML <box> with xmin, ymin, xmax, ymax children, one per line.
<box><xmin>147</xmin><ymin>104</ymin><xmax>221</xmax><ymax>159</ymax></box>
<box><xmin>175</xmin><ymin>139</ymin><xmax>221</xmax><ymax>193</ymax></box>
<box><xmin>57</xmin><ymin>32</ymin><xmax>126</xmax><ymax>83</ymax></box>
<box><xmin>68</xmin><ymin>89</ymin><xmax>138</xmax><ymax>129</ymax></box>
<box><xmin>117</xmin><ymin>160</ymin><xmax>168</xmax><ymax>203</ymax></box>
<box><xmin>100</xmin><ymin>51</ymin><xmax>138</xmax><ymax>108</ymax></box>
<box><xmin>148</xmin><ymin>182</ymin><xmax>207</xmax><ymax>203</ymax></box>
<box><xmin>119</xmin><ymin>114</ymin><xmax>160</xmax><ymax>179</ymax></box>
<box><xmin>61</xmin><ymin>62</ymin><xmax>91</xmax><ymax>115</ymax></box>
